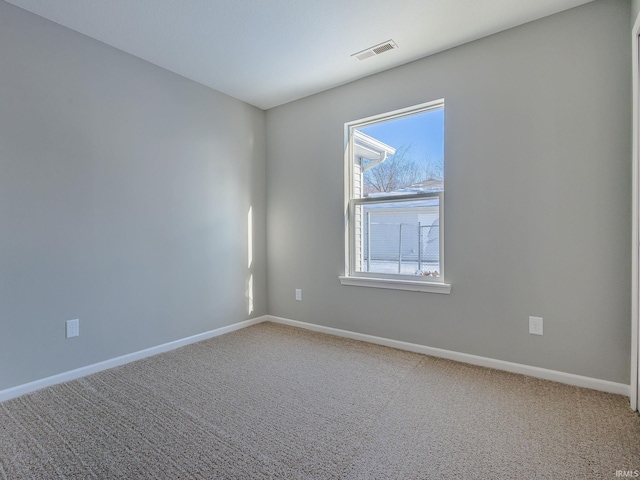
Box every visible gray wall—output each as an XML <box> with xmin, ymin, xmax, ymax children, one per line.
<box><xmin>633</xmin><ymin>0</ymin><xmax>639</xmax><ymax>22</ymax></box>
<box><xmin>266</xmin><ymin>0</ymin><xmax>631</xmax><ymax>383</ymax></box>
<box><xmin>0</xmin><ymin>2</ymin><xmax>267</xmax><ymax>390</ymax></box>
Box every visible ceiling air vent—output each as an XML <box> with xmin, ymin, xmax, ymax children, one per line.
<box><xmin>352</xmin><ymin>40</ymin><xmax>398</xmax><ymax>61</ymax></box>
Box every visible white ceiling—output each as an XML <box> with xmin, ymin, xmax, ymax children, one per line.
<box><xmin>5</xmin><ymin>0</ymin><xmax>593</xmax><ymax>110</ymax></box>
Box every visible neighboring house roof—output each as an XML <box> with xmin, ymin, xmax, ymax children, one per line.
<box><xmin>401</xmin><ymin>178</ymin><xmax>444</xmax><ymax>192</ymax></box>
<box><xmin>353</xmin><ymin>130</ymin><xmax>396</xmax><ymax>170</ymax></box>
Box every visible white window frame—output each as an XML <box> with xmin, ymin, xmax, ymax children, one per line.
<box><xmin>339</xmin><ymin>99</ymin><xmax>451</xmax><ymax>294</ymax></box>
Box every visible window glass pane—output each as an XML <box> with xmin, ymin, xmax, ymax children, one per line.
<box><xmin>355</xmin><ymin>198</ymin><xmax>440</xmax><ymax>278</ymax></box>
<box><xmin>348</xmin><ymin>100</ymin><xmax>445</xmax><ymax>282</ymax></box>
<box><xmin>355</xmin><ymin>108</ymin><xmax>444</xmax><ymax>198</ymax></box>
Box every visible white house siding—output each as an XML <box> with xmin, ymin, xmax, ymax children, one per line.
<box><xmin>354</xmin><ymin>161</ymin><xmax>363</xmax><ymax>271</ymax></box>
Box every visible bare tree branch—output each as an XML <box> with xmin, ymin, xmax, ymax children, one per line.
<box><xmin>364</xmin><ymin>145</ymin><xmax>430</xmax><ymax>194</ymax></box>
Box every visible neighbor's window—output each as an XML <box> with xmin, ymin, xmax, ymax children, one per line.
<box><xmin>341</xmin><ymin>100</ymin><xmax>450</xmax><ymax>293</ymax></box>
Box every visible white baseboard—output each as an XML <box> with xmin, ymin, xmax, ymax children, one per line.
<box><xmin>2</xmin><ymin>313</ymin><xmax>630</xmax><ymax>403</ymax></box>
<box><xmin>266</xmin><ymin>315</ymin><xmax>631</xmax><ymax>397</ymax></box>
<box><xmin>0</xmin><ymin>316</ymin><xmax>267</xmax><ymax>403</ymax></box>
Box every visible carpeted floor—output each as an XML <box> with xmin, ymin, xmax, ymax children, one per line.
<box><xmin>0</xmin><ymin>321</ymin><xmax>639</xmax><ymax>479</ymax></box>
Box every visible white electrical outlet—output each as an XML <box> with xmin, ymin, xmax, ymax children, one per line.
<box><xmin>295</xmin><ymin>289</ymin><xmax>302</xmax><ymax>301</ymax></box>
<box><xmin>529</xmin><ymin>316</ymin><xmax>543</xmax><ymax>336</ymax></box>
<box><xmin>66</xmin><ymin>319</ymin><xmax>79</xmax><ymax>338</ymax></box>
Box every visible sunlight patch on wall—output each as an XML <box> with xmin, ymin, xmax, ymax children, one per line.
<box><xmin>246</xmin><ymin>274</ymin><xmax>254</xmax><ymax>315</ymax></box>
<box><xmin>248</xmin><ymin>206</ymin><xmax>253</xmax><ymax>269</ymax></box>
<box><xmin>247</xmin><ymin>206</ymin><xmax>254</xmax><ymax>315</ymax></box>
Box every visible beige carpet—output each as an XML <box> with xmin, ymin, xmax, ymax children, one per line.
<box><xmin>0</xmin><ymin>322</ymin><xmax>638</xmax><ymax>479</ymax></box>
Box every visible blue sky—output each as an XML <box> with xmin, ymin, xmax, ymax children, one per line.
<box><xmin>359</xmin><ymin>108</ymin><xmax>444</xmax><ymax>166</ymax></box>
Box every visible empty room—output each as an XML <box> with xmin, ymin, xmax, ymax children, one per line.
<box><xmin>1</xmin><ymin>0</ymin><xmax>639</xmax><ymax>478</ymax></box>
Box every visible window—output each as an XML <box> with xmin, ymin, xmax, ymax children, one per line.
<box><xmin>340</xmin><ymin>100</ymin><xmax>451</xmax><ymax>294</ymax></box>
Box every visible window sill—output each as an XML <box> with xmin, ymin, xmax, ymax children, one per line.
<box><xmin>338</xmin><ymin>276</ymin><xmax>451</xmax><ymax>294</ymax></box>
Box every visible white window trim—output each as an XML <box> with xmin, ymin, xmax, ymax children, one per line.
<box><xmin>339</xmin><ymin>275</ymin><xmax>451</xmax><ymax>294</ymax></box>
<box><xmin>341</xmin><ymin>99</ymin><xmax>450</xmax><ymax>294</ymax></box>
